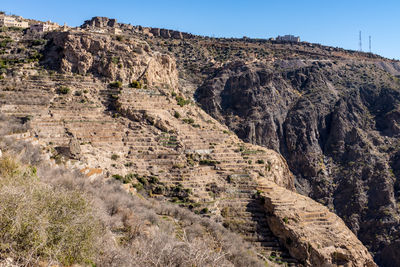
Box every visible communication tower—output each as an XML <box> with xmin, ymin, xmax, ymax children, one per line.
<box><xmin>369</xmin><ymin>36</ymin><xmax>371</xmax><ymax>53</ymax></box>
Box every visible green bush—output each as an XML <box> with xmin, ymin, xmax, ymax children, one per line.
<box><xmin>112</xmin><ymin>174</ymin><xmax>133</xmax><ymax>184</ymax></box>
<box><xmin>129</xmin><ymin>80</ymin><xmax>142</xmax><ymax>89</ymax></box>
<box><xmin>174</xmin><ymin>111</ymin><xmax>181</xmax><ymax>119</ymax></box>
<box><xmin>111</xmin><ymin>57</ymin><xmax>120</xmax><ymax>64</ymax></box>
<box><xmin>132</xmin><ymin>183</ymin><xmax>143</xmax><ymax>191</ymax></box>
<box><xmin>183</xmin><ymin>118</ymin><xmax>195</xmax><ymax>124</ymax></box>
<box><xmin>31</xmin><ymin>39</ymin><xmax>46</xmax><ymax>46</ymax></box>
<box><xmin>176</xmin><ymin>96</ymin><xmax>190</xmax><ymax>107</ymax></box>
<box><xmin>199</xmin><ymin>159</ymin><xmax>220</xmax><ymax>166</ymax></box>
<box><xmin>6</xmin><ymin>26</ymin><xmax>24</xmax><ymax>32</ymax></box>
<box><xmin>0</xmin><ymin>38</ymin><xmax>11</xmax><ymax>48</ymax></box>
<box><xmin>111</xmin><ymin>154</ymin><xmax>119</xmax><ymax>160</ymax></box>
<box><xmin>200</xmin><ymin>207</ymin><xmax>209</xmax><ymax>214</ymax></box>
<box><xmin>256</xmin><ymin>159</ymin><xmax>265</xmax><ymax>164</ymax></box>
<box><xmin>148</xmin><ymin>176</ymin><xmax>159</xmax><ymax>184</ymax></box>
<box><xmin>0</xmin><ymin>59</ymin><xmax>6</xmax><ymax>69</ymax></box>
<box><xmin>109</xmin><ymin>81</ymin><xmax>122</xmax><ymax>88</ymax></box>
<box><xmin>124</xmin><ymin>162</ymin><xmax>133</xmax><ymax>167</ymax></box>
<box><xmin>136</xmin><ymin>175</ymin><xmax>148</xmax><ymax>186</ymax></box>
<box><xmin>28</xmin><ymin>51</ymin><xmax>43</xmax><ymax>62</ymax></box>
<box><xmin>58</xmin><ymin>86</ymin><xmax>70</xmax><ymax>94</ymax></box>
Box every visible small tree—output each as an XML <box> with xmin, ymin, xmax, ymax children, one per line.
<box><xmin>129</xmin><ymin>80</ymin><xmax>142</xmax><ymax>89</ymax></box>
<box><xmin>256</xmin><ymin>159</ymin><xmax>265</xmax><ymax>164</ymax></box>
<box><xmin>109</xmin><ymin>81</ymin><xmax>122</xmax><ymax>89</ymax></box>
<box><xmin>58</xmin><ymin>86</ymin><xmax>70</xmax><ymax>94</ymax></box>
<box><xmin>174</xmin><ymin>111</ymin><xmax>181</xmax><ymax>119</ymax></box>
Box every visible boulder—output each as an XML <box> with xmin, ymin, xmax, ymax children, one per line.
<box><xmin>69</xmin><ymin>138</ymin><xmax>81</xmax><ymax>159</ymax></box>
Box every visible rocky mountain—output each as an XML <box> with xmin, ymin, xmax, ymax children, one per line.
<box><xmin>128</xmin><ymin>19</ymin><xmax>400</xmax><ymax>266</ymax></box>
<box><xmin>0</xmin><ymin>15</ymin><xmax>395</xmax><ymax>266</ymax></box>
<box><xmin>195</xmin><ymin>55</ymin><xmax>400</xmax><ymax>267</ymax></box>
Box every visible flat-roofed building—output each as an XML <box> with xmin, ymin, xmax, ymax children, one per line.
<box><xmin>0</xmin><ymin>14</ymin><xmax>29</xmax><ymax>28</ymax></box>
<box><xmin>276</xmin><ymin>35</ymin><xmax>300</xmax><ymax>42</ymax></box>
<box><xmin>14</xmin><ymin>20</ymin><xmax>28</xmax><ymax>28</ymax></box>
<box><xmin>29</xmin><ymin>21</ymin><xmax>60</xmax><ymax>33</ymax></box>
<box><xmin>0</xmin><ymin>15</ymin><xmax>17</xmax><ymax>27</ymax></box>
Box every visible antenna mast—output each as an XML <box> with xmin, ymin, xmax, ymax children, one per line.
<box><xmin>359</xmin><ymin>31</ymin><xmax>362</xmax><ymax>52</ymax></box>
<box><xmin>369</xmin><ymin>35</ymin><xmax>371</xmax><ymax>53</ymax></box>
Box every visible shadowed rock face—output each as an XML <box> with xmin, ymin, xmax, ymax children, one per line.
<box><xmin>196</xmin><ymin>60</ymin><xmax>400</xmax><ymax>265</ymax></box>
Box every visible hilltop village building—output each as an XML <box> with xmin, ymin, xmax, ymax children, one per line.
<box><xmin>29</xmin><ymin>21</ymin><xmax>60</xmax><ymax>33</ymax></box>
<box><xmin>0</xmin><ymin>14</ymin><xmax>28</xmax><ymax>28</ymax></box>
<box><xmin>276</xmin><ymin>35</ymin><xmax>300</xmax><ymax>42</ymax></box>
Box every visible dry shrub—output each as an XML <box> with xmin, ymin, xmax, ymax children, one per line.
<box><xmin>0</xmin><ymin>156</ymin><xmax>103</xmax><ymax>266</ymax></box>
<box><xmin>129</xmin><ymin>232</ymin><xmax>232</xmax><ymax>267</ymax></box>
<box><xmin>0</xmin><ymin>114</ymin><xmax>29</xmax><ymax>136</ymax></box>
<box><xmin>38</xmin><ymin>165</ymin><xmax>264</xmax><ymax>267</ymax></box>
<box><xmin>0</xmin><ymin>113</ymin><xmax>265</xmax><ymax>267</ymax></box>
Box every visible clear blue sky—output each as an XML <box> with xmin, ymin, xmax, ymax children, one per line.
<box><xmin>2</xmin><ymin>0</ymin><xmax>399</xmax><ymax>59</ymax></box>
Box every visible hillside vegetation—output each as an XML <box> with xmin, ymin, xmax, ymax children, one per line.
<box><xmin>0</xmin><ymin>127</ymin><xmax>266</xmax><ymax>266</ymax></box>
<box><xmin>0</xmin><ymin>15</ymin><xmax>391</xmax><ymax>266</ymax></box>
<box><xmin>0</xmin><ymin>156</ymin><xmax>102</xmax><ymax>266</ymax></box>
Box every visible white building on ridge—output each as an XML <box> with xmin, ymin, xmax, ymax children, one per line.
<box><xmin>276</xmin><ymin>35</ymin><xmax>300</xmax><ymax>42</ymax></box>
<box><xmin>0</xmin><ymin>14</ymin><xmax>29</xmax><ymax>28</ymax></box>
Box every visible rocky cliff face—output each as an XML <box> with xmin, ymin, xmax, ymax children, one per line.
<box><xmin>195</xmin><ymin>59</ymin><xmax>400</xmax><ymax>265</ymax></box>
<box><xmin>0</xmin><ymin>19</ymin><xmax>384</xmax><ymax>266</ymax></box>
<box><xmin>43</xmin><ymin>31</ymin><xmax>178</xmax><ymax>88</ymax></box>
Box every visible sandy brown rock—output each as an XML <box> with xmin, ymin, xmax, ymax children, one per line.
<box><xmin>258</xmin><ymin>180</ymin><xmax>377</xmax><ymax>267</ymax></box>
<box><xmin>68</xmin><ymin>138</ymin><xmax>81</xmax><ymax>159</ymax></box>
<box><xmin>44</xmin><ymin>31</ymin><xmax>178</xmax><ymax>88</ymax></box>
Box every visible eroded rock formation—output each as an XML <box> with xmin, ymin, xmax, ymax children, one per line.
<box><xmin>258</xmin><ymin>180</ymin><xmax>376</xmax><ymax>267</ymax></box>
<box><xmin>195</xmin><ymin>59</ymin><xmax>400</xmax><ymax>265</ymax></box>
<box><xmin>43</xmin><ymin>31</ymin><xmax>178</xmax><ymax>88</ymax></box>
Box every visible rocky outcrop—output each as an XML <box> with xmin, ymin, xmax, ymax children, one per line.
<box><xmin>81</xmin><ymin>17</ymin><xmax>118</xmax><ymax>28</ymax></box>
<box><xmin>145</xmin><ymin>27</ymin><xmax>194</xmax><ymax>39</ymax></box>
<box><xmin>68</xmin><ymin>138</ymin><xmax>81</xmax><ymax>159</ymax></box>
<box><xmin>258</xmin><ymin>180</ymin><xmax>377</xmax><ymax>267</ymax></box>
<box><xmin>43</xmin><ymin>31</ymin><xmax>178</xmax><ymax>88</ymax></box>
<box><xmin>196</xmin><ymin>60</ymin><xmax>400</xmax><ymax>265</ymax></box>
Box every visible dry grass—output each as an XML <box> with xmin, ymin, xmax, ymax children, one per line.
<box><xmin>0</xmin><ymin>114</ymin><xmax>29</xmax><ymax>136</ymax></box>
<box><xmin>37</xmin><ymin>166</ymin><xmax>264</xmax><ymax>267</ymax></box>
<box><xmin>0</xmin><ymin>113</ymin><xmax>265</xmax><ymax>267</ymax></box>
<box><xmin>0</xmin><ymin>156</ymin><xmax>103</xmax><ymax>266</ymax></box>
